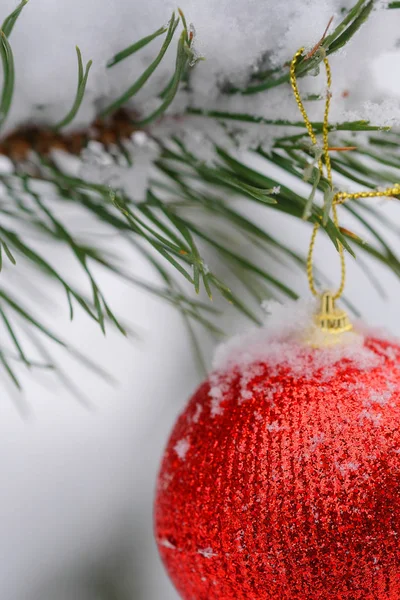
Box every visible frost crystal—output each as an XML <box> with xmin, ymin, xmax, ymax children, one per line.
<box><xmin>174</xmin><ymin>437</ymin><xmax>190</xmax><ymax>460</ymax></box>
<box><xmin>160</xmin><ymin>538</ymin><xmax>177</xmax><ymax>550</ymax></box>
<box><xmin>192</xmin><ymin>403</ymin><xmax>203</xmax><ymax>423</ymax></box>
<box><xmin>266</xmin><ymin>421</ymin><xmax>283</xmax><ymax>433</ymax></box>
<box><xmin>336</xmin><ymin>461</ymin><xmax>360</xmax><ymax>476</ymax></box>
<box><xmin>198</xmin><ymin>547</ymin><xmax>217</xmax><ymax>559</ymax></box>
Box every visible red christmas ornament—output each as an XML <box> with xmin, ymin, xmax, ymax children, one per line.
<box><xmin>155</xmin><ymin>331</ymin><xmax>400</xmax><ymax>599</ymax></box>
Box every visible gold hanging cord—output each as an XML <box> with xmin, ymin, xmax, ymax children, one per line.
<box><xmin>290</xmin><ymin>47</ymin><xmax>400</xmax><ymax>303</ymax></box>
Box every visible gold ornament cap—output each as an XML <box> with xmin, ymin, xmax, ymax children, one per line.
<box><xmin>315</xmin><ymin>291</ymin><xmax>352</xmax><ymax>335</ymax></box>
<box><xmin>305</xmin><ymin>291</ymin><xmax>354</xmax><ymax>348</ymax></box>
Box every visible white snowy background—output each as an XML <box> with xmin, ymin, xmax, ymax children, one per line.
<box><xmin>0</xmin><ymin>1</ymin><xmax>400</xmax><ymax>599</ymax></box>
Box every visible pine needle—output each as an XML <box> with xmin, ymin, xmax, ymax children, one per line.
<box><xmin>54</xmin><ymin>46</ymin><xmax>92</xmax><ymax>130</ymax></box>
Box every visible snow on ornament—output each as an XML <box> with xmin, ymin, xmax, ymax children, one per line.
<box><xmin>155</xmin><ymin>45</ymin><xmax>400</xmax><ymax>599</ymax></box>
<box><xmin>155</xmin><ymin>299</ymin><xmax>400</xmax><ymax>599</ymax></box>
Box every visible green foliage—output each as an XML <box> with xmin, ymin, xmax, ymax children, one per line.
<box><xmin>107</xmin><ymin>24</ymin><xmax>168</xmax><ymax>68</ymax></box>
<box><xmin>0</xmin><ymin>0</ymin><xmax>28</xmax><ymax>131</ymax></box>
<box><xmin>0</xmin><ymin>0</ymin><xmax>399</xmax><ymax>391</ymax></box>
<box><xmin>1</xmin><ymin>0</ymin><xmax>28</xmax><ymax>37</ymax></box>
<box><xmin>54</xmin><ymin>47</ymin><xmax>93</xmax><ymax>130</ymax></box>
<box><xmin>100</xmin><ymin>13</ymin><xmax>180</xmax><ymax>117</ymax></box>
<box><xmin>0</xmin><ymin>32</ymin><xmax>15</xmax><ymax>130</ymax></box>
<box><xmin>223</xmin><ymin>0</ymin><xmax>374</xmax><ymax>94</ymax></box>
<box><xmin>186</xmin><ymin>108</ymin><xmax>387</xmax><ymax>132</ymax></box>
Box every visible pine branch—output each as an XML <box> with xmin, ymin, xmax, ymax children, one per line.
<box><xmin>186</xmin><ymin>108</ymin><xmax>388</xmax><ymax>132</ymax></box>
<box><xmin>221</xmin><ymin>0</ymin><xmax>373</xmax><ymax>94</ymax></box>
<box><xmin>100</xmin><ymin>13</ymin><xmax>180</xmax><ymax>118</ymax></box>
<box><xmin>0</xmin><ymin>0</ymin><xmax>398</xmax><ymax>392</ymax></box>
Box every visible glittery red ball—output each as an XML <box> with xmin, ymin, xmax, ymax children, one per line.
<box><xmin>155</xmin><ymin>336</ymin><xmax>400</xmax><ymax>599</ymax></box>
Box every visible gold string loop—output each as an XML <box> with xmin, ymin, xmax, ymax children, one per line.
<box><xmin>290</xmin><ymin>47</ymin><xmax>342</xmax><ymax>300</ymax></box>
<box><xmin>290</xmin><ymin>47</ymin><xmax>400</xmax><ymax>303</ymax></box>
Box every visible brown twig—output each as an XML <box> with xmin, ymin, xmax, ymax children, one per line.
<box><xmin>328</xmin><ymin>146</ymin><xmax>357</xmax><ymax>152</ymax></box>
<box><xmin>339</xmin><ymin>227</ymin><xmax>362</xmax><ymax>241</ymax></box>
<box><xmin>305</xmin><ymin>16</ymin><xmax>334</xmax><ymax>60</ymax></box>
<box><xmin>0</xmin><ymin>109</ymin><xmax>138</xmax><ymax>162</ymax></box>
